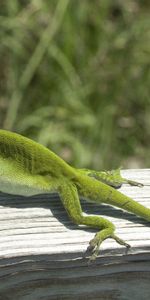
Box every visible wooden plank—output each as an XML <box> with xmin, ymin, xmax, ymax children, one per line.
<box><xmin>0</xmin><ymin>169</ymin><xmax>150</xmax><ymax>299</ymax></box>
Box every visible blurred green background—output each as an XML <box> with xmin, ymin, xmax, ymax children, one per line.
<box><xmin>0</xmin><ymin>0</ymin><xmax>150</xmax><ymax>170</ymax></box>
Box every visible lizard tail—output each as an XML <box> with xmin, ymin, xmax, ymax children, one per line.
<box><xmin>104</xmin><ymin>187</ymin><xmax>150</xmax><ymax>222</ymax></box>
<box><xmin>76</xmin><ymin>174</ymin><xmax>150</xmax><ymax>222</ymax></box>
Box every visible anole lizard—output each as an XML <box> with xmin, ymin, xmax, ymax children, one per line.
<box><xmin>0</xmin><ymin>129</ymin><xmax>149</xmax><ymax>261</ymax></box>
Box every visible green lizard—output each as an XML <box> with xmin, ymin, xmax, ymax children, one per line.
<box><xmin>0</xmin><ymin>129</ymin><xmax>149</xmax><ymax>261</ymax></box>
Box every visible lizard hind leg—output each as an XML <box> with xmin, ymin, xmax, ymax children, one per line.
<box><xmin>78</xmin><ymin>167</ymin><xmax>143</xmax><ymax>188</ymax></box>
<box><xmin>58</xmin><ymin>182</ymin><xmax>130</xmax><ymax>262</ymax></box>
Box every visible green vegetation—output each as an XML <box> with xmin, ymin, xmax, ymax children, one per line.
<box><xmin>0</xmin><ymin>0</ymin><xmax>150</xmax><ymax>169</ymax></box>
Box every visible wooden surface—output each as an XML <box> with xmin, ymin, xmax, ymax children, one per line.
<box><xmin>0</xmin><ymin>169</ymin><xmax>150</xmax><ymax>300</ymax></box>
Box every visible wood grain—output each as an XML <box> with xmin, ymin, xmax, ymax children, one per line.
<box><xmin>0</xmin><ymin>169</ymin><xmax>150</xmax><ymax>300</ymax></box>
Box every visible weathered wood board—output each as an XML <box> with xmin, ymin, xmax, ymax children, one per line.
<box><xmin>0</xmin><ymin>169</ymin><xmax>150</xmax><ymax>299</ymax></box>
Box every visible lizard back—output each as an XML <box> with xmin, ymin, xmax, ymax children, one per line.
<box><xmin>0</xmin><ymin>130</ymin><xmax>75</xmax><ymax>195</ymax></box>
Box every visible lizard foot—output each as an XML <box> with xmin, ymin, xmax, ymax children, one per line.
<box><xmin>87</xmin><ymin>232</ymin><xmax>131</xmax><ymax>264</ymax></box>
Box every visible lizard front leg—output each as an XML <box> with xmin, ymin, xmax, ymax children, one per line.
<box><xmin>58</xmin><ymin>181</ymin><xmax>130</xmax><ymax>262</ymax></box>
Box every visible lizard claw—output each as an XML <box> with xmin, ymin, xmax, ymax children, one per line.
<box><xmin>86</xmin><ymin>235</ymin><xmax>102</xmax><ymax>263</ymax></box>
<box><xmin>126</xmin><ymin>179</ymin><xmax>144</xmax><ymax>187</ymax></box>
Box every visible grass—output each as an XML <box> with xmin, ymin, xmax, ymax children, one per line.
<box><xmin>0</xmin><ymin>0</ymin><xmax>150</xmax><ymax>169</ymax></box>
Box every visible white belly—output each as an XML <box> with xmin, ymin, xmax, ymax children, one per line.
<box><xmin>0</xmin><ymin>158</ymin><xmax>51</xmax><ymax>196</ymax></box>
